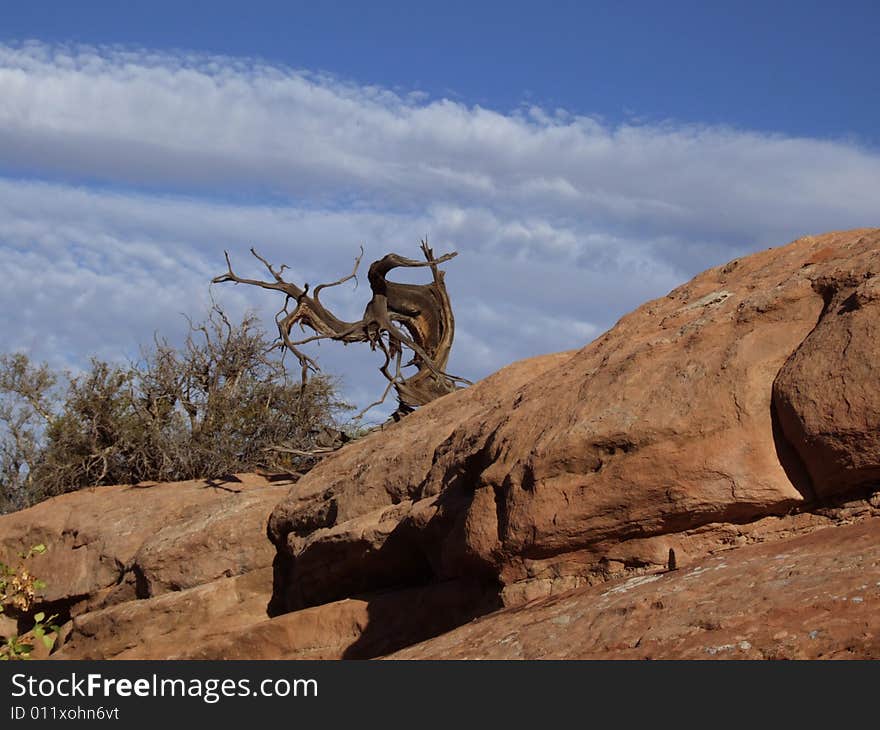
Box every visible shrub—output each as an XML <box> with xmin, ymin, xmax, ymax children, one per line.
<box><xmin>0</xmin><ymin>308</ymin><xmax>349</xmax><ymax>513</ymax></box>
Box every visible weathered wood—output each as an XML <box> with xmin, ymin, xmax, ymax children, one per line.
<box><xmin>213</xmin><ymin>241</ymin><xmax>469</xmax><ymax>419</ymax></box>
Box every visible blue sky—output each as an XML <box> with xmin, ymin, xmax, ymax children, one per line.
<box><xmin>1</xmin><ymin>2</ymin><xmax>878</xmax><ymax>420</ymax></box>
<box><xmin>4</xmin><ymin>1</ymin><xmax>879</xmax><ymax>143</ymax></box>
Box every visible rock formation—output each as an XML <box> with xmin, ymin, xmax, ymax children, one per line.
<box><xmin>1</xmin><ymin>228</ymin><xmax>878</xmax><ymax>660</ymax></box>
<box><xmin>267</xmin><ymin>228</ymin><xmax>880</xmax><ymax>614</ymax></box>
<box><xmin>0</xmin><ymin>474</ymin><xmax>291</xmax><ymax>657</ymax></box>
<box><xmin>388</xmin><ymin>513</ymin><xmax>880</xmax><ymax>660</ymax></box>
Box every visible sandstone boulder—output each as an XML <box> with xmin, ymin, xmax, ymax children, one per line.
<box><xmin>5</xmin><ymin>228</ymin><xmax>880</xmax><ymax>662</ymax></box>
<box><xmin>0</xmin><ymin>474</ymin><xmax>292</xmax><ymax>617</ymax></box>
<box><xmin>268</xmin><ymin>229</ymin><xmax>880</xmax><ymax>612</ymax></box>
<box><xmin>774</xmin><ymin>267</ymin><xmax>880</xmax><ymax>496</ymax></box>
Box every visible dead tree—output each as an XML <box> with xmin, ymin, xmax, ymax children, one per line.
<box><xmin>212</xmin><ymin>240</ymin><xmax>470</xmax><ymax>420</ymax></box>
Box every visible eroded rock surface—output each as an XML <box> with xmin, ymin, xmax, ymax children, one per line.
<box><xmin>774</xmin><ymin>268</ymin><xmax>880</xmax><ymax>496</ymax></box>
<box><xmin>389</xmin><ymin>516</ymin><xmax>880</xmax><ymax>660</ymax></box>
<box><xmin>54</xmin><ymin>568</ymin><xmax>274</xmax><ymax>660</ymax></box>
<box><xmin>3</xmin><ymin>228</ymin><xmax>878</xmax><ymax>661</ymax></box>
<box><xmin>268</xmin><ymin>229</ymin><xmax>880</xmax><ymax>612</ymax></box>
<box><xmin>167</xmin><ymin>577</ymin><xmax>499</xmax><ymax>660</ymax></box>
<box><xmin>0</xmin><ymin>474</ymin><xmax>291</xmax><ymax>620</ymax></box>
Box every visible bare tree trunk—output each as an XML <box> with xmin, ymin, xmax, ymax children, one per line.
<box><xmin>213</xmin><ymin>241</ymin><xmax>469</xmax><ymax>419</ymax></box>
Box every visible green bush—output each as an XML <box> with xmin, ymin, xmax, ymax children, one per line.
<box><xmin>0</xmin><ymin>309</ymin><xmax>349</xmax><ymax>513</ymax></box>
<box><xmin>0</xmin><ymin>544</ymin><xmax>59</xmax><ymax>660</ymax></box>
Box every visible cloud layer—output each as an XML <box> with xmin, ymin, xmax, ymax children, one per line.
<box><xmin>1</xmin><ymin>41</ymin><xmax>878</xmax><ymax>419</ymax></box>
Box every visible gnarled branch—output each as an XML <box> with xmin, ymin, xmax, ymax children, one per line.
<box><xmin>212</xmin><ymin>240</ymin><xmax>469</xmax><ymax>419</ymax></box>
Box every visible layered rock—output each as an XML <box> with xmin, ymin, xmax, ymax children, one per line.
<box><xmin>54</xmin><ymin>568</ymin><xmax>274</xmax><ymax>660</ymax></box>
<box><xmin>4</xmin><ymin>228</ymin><xmax>879</xmax><ymax>661</ymax></box>
<box><xmin>389</xmin><ymin>515</ymin><xmax>880</xmax><ymax>660</ymax></box>
<box><xmin>268</xmin><ymin>229</ymin><xmax>880</xmax><ymax>612</ymax></box>
<box><xmin>166</xmin><ymin>577</ymin><xmax>499</xmax><ymax>660</ymax></box>
<box><xmin>0</xmin><ymin>474</ymin><xmax>291</xmax><ymax>621</ymax></box>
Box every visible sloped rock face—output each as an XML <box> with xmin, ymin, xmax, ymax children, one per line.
<box><xmin>5</xmin><ymin>228</ymin><xmax>879</xmax><ymax>661</ymax></box>
<box><xmin>165</xmin><ymin>577</ymin><xmax>499</xmax><ymax>660</ymax></box>
<box><xmin>266</xmin><ymin>352</ymin><xmax>573</xmax><ymax>609</ymax></box>
<box><xmin>268</xmin><ymin>229</ymin><xmax>880</xmax><ymax>612</ymax></box>
<box><xmin>3</xmin><ymin>471</ymin><xmax>492</xmax><ymax>660</ymax></box>
<box><xmin>388</xmin><ymin>516</ymin><xmax>880</xmax><ymax>660</ymax></box>
<box><xmin>0</xmin><ymin>474</ymin><xmax>291</xmax><ymax>621</ymax></box>
<box><xmin>53</xmin><ymin>568</ymin><xmax>274</xmax><ymax>660</ymax></box>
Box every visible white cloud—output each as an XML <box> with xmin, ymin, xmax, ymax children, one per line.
<box><xmin>2</xmin><ymin>41</ymin><xmax>878</xmax><ymax>242</ymax></box>
<box><xmin>0</xmin><ymin>179</ymin><xmax>644</xmax><ymax>381</ymax></box>
<box><xmin>0</xmin><ymin>41</ymin><xmax>878</xmax><ymax>415</ymax></box>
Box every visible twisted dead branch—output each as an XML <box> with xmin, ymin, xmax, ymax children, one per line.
<box><xmin>212</xmin><ymin>240</ymin><xmax>470</xmax><ymax>420</ymax></box>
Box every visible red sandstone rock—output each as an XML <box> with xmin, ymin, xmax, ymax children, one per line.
<box><xmin>0</xmin><ymin>474</ymin><xmax>291</xmax><ymax>614</ymax></box>
<box><xmin>774</xmin><ymin>266</ymin><xmax>880</xmax><ymax>496</ymax></box>
<box><xmin>54</xmin><ymin>568</ymin><xmax>274</xmax><ymax>660</ymax></box>
<box><xmin>4</xmin><ymin>228</ymin><xmax>879</xmax><ymax>661</ymax></box>
<box><xmin>268</xmin><ymin>229</ymin><xmax>880</xmax><ymax>611</ymax></box>
<box><xmin>167</xmin><ymin>577</ymin><xmax>498</xmax><ymax>660</ymax></box>
<box><xmin>388</xmin><ymin>517</ymin><xmax>880</xmax><ymax>660</ymax></box>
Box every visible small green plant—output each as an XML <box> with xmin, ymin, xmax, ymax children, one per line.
<box><xmin>0</xmin><ymin>544</ymin><xmax>59</xmax><ymax>660</ymax></box>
